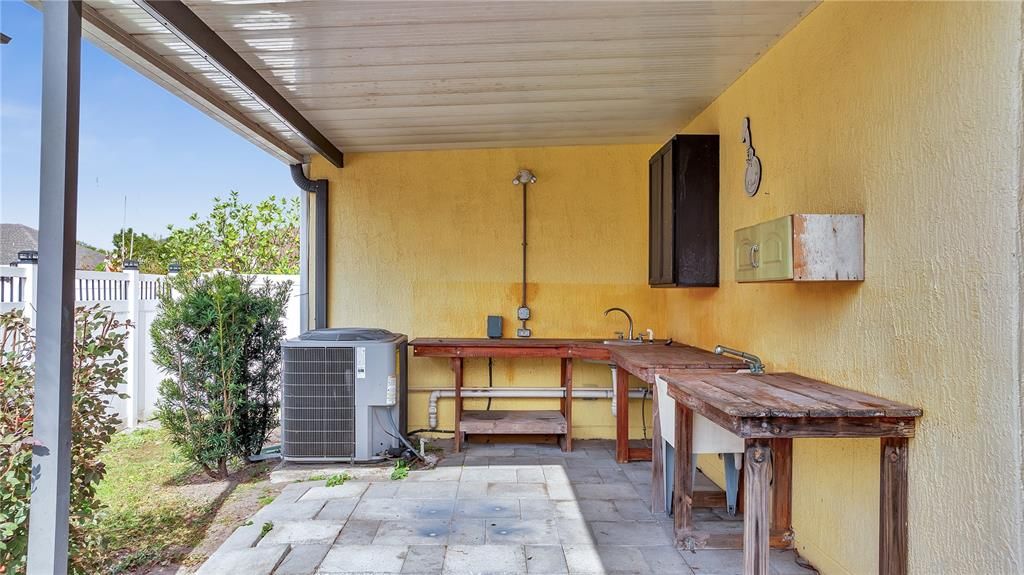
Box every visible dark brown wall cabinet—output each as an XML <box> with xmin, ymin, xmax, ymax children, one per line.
<box><xmin>648</xmin><ymin>134</ymin><xmax>720</xmax><ymax>287</ymax></box>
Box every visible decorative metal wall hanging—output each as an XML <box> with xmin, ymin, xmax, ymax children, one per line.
<box><xmin>741</xmin><ymin>117</ymin><xmax>762</xmax><ymax>197</ymax></box>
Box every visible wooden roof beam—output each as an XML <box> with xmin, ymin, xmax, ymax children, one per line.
<box><xmin>134</xmin><ymin>0</ymin><xmax>344</xmax><ymax>167</ymax></box>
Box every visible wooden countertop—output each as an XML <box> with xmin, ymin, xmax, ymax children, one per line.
<box><xmin>409</xmin><ymin>337</ymin><xmax>745</xmax><ymax>379</ymax></box>
<box><xmin>661</xmin><ymin>371</ymin><xmax>923</xmax><ymax>439</ymax></box>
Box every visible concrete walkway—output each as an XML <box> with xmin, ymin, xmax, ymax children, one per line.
<box><xmin>196</xmin><ymin>441</ymin><xmax>813</xmax><ymax>575</ymax></box>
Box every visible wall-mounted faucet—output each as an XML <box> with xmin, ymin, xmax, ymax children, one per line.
<box><xmin>604</xmin><ymin>307</ymin><xmax>634</xmax><ymax>341</ymax></box>
<box><xmin>714</xmin><ymin>345</ymin><xmax>765</xmax><ymax>375</ymax></box>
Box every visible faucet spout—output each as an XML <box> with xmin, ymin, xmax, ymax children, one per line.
<box><xmin>714</xmin><ymin>345</ymin><xmax>765</xmax><ymax>375</ymax></box>
<box><xmin>604</xmin><ymin>307</ymin><xmax>634</xmax><ymax>341</ymax></box>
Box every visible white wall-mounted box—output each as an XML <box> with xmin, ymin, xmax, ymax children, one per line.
<box><xmin>735</xmin><ymin>214</ymin><xmax>864</xmax><ymax>282</ymax></box>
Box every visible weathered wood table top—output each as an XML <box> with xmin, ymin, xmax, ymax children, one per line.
<box><xmin>410</xmin><ymin>338</ymin><xmax>745</xmax><ymax>372</ymax></box>
<box><xmin>410</xmin><ymin>337</ymin><xmax>610</xmax><ymax>359</ymax></box>
<box><xmin>661</xmin><ymin>372</ymin><xmax>923</xmax><ymax>438</ymax></box>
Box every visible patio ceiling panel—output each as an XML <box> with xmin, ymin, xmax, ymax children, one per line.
<box><xmin>72</xmin><ymin>0</ymin><xmax>819</xmax><ymax>156</ymax></box>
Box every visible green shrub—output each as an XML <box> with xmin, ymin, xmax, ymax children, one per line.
<box><xmin>151</xmin><ymin>273</ymin><xmax>289</xmax><ymax>479</ymax></box>
<box><xmin>0</xmin><ymin>307</ymin><xmax>129</xmax><ymax>574</ymax></box>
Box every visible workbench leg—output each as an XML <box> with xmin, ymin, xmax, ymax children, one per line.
<box><xmin>615</xmin><ymin>365</ymin><xmax>629</xmax><ymax>463</ymax></box>
<box><xmin>650</xmin><ymin>381</ymin><xmax>665</xmax><ymax>515</ymax></box>
<box><xmin>560</xmin><ymin>358</ymin><xmax>573</xmax><ymax>452</ymax></box>
<box><xmin>743</xmin><ymin>439</ymin><xmax>772</xmax><ymax>575</ymax></box>
<box><xmin>880</xmin><ymin>437</ymin><xmax>909</xmax><ymax>575</ymax></box>
<box><xmin>453</xmin><ymin>357</ymin><xmax>464</xmax><ymax>453</ymax></box>
<box><xmin>673</xmin><ymin>403</ymin><xmax>694</xmax><ymax>544</ymax></box>
<box><xmin>770</xmin><ymin>438</ymin><xmax>793</xmax><ymax>538</ymax></box>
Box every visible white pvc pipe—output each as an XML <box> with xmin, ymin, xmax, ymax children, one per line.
<box><xmin>427</xmin><ymin>386</ymin><xmax>647</xmax><ymax>429</ymax></box>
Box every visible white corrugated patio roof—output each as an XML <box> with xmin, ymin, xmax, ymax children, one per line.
<box><xmin>68</xmin><ymin>0</ymin><xmax>818</xmax><ymax>164</ymax></box>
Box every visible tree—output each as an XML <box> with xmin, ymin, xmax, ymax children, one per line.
<box><xmin>108</xmin><ymin>227</ymin><xmax>166</xmax><ymax>274</ymax></box>
<box><xmin>163</xmin><ymin>191</ymin><xmax>299</xmax><ymax>275</ymax></box>
<box><xmin>0</xmin><ymin>307</ymin><xmax>129</xmax><ymax>574</ymax></box>
<box><xmin>150</xmin><ymin>273</ymin><xmax>289</xmax><ymax>478</ymax></box>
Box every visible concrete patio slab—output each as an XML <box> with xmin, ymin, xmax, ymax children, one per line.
<box><xmin>318</xmin><ymin>544</ymin><xmax>409</xmax><ymax>574</ymax></box>
<box><xmin>194</xmin><ymin>440</ymin><xmax>813</xmax><ymax>575</ymax></box>
<box><xmin>525</xmin><ymin>544</ymin><xmax>569</xmax><ymax>574</ymax></box>
<box><xmin>274</xmin><ymin>544</ymin><xmax>331</xmax><ymax>575</ymax></box>
<box><xmin>443</xmin><ymin>545</ymin><xmax>527</xmax><ymax>575</ymax></box>
<box><xmin>258</xmin><ymin>520</ymin><xmax>343</xmax><ymax>547</ymax></box>
<box><xmin>195</xmin><ymin>544</ymin><xmax>289</xmax><ymax>575</ymax></box>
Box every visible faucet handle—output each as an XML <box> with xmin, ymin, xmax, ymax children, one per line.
<box><xmin>614</xmin><ymin>331</ymin><xmax>624</xmax><ymax>340</ymax></box>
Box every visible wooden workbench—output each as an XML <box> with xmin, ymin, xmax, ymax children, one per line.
<box><xmin>410</xmin><ymin>338</ymin><xmax>743</xmax><ymax>456</ymax></box>
<box><xmin>609</xmin><ymin>344</ymin><xmax>744</xmax><ymax>463</ymax></box>
<box><xmin>662</xmin><ymin>372</ymin><xmax>922</xmax><ymax>575</ymax></box>
<box><xmin>411</xmin><ymin>338</ymin><xmax>607</xmax><ymax>452</ymax></box>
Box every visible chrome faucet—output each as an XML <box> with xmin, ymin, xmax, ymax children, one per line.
<box><xmin>714</xmin><ymin>345</ymin><xmax>765</xmax><ymax>375</ymax></box>
<box><xmin>604</xmin><ymin>307</ymin><xmax>634</xmax><ymax>341</ymax></box>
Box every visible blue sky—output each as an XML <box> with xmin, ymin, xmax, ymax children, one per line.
<box><xmin>0</xmin><ymin>1</ymin><xmax>295</xmax><ymax>249</ymax></box>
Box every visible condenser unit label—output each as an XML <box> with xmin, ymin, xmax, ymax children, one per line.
<box><xmin>356</xmin><ymin>347</ymin><xmax>367</xmax><ymax>379</ymax></box>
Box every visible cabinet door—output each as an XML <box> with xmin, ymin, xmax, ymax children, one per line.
<box><xmin>673</xmin><ymin>135</ymin><xmax>719</xmax><ymax>286</ymax></box>
<box><xmin>648</xmin><ymin>153</ymin><xmax>665</xmax><ymax>285</ymax></box>
<box><xmin>659</xmin><ymin>146</ymin><xmax>675</xmax><ymax>282</ymax></box>
<box><xmin>735</xmin><ymin>215</ymin><xmax>793</xmax><ymax>282</ymax></box>
<box><xmin>648</xmin><ymin>146</ymin><xmax>675</xmax><ymax>285</ymax></box>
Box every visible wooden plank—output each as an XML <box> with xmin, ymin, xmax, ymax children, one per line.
<box><xmin>770</xmin><ymin>439</ymin><xmax>793</xmax><ymax>533</ymax></box>
<box><xmin>628</xmin><ymin>447</ymin><xmax>652</xmax><ymax>462</ymax></box>
<box><xmin>460</xmin><ymin>410</ymin><xmax>567</xmax><ymax>435</ymax></box>
<box><xmin>699</xmin><ymin>374</ymin><xmax>812</xmax><ymax>417</ymax></box>
<box><xmin>743</xmin><ymin>439</ymin><xmax>773</xmax><ymax>575</ymax></box>
<box><xmin>673</xmin><ymin>403</ymin><xmax>694</xmax><ymax>542</ymax></box>
<box><xmin>651</xmin><ymin>382</ymin><xmax>665</xmax><ymax>514</ymax></box>
<box><xmin>738</xmin><ymin>416</ymin><xmax>916</xmax><ymax>439</ymax></box>
<box><xmin>611</xmin><ymin>344</ymin><xmax>745</xmax><ymax>382</ymax></box>
<box><xmin>453</xmin><ymin>357</ymin><xmax>463</xmax><ymax>453</ymax></box>
<box><xmin>615</xmin><ymin>365</ymin><xmax>630</xmax><ymax>463</ymax></box>
<box><xmin>764</xmin><ymin>373</ymin><xmax>922</xmax><ymax>418</ymax></box>
<box><xmin>561</xmin><ymin>358</ymin><xmax>573</xmax><ymax>452</ymax></box>
<box><xmin>880</xmin><ymin>437</ymin><xmax>909</xmax><ymax>575</ymax></box>
<box><xmin>693</xmin><ymin>490</ymin><xmax>728</xmax><ymax>509</ymax></box>
<box><xmin>678</xmin><ymin>527</ymin><xmax>793</xmax><ymax>550</ymax></box>
<box><xmin>664</xmin><ymin>375</ymin><xmax>769</xmax><ymax>417</ymax></box>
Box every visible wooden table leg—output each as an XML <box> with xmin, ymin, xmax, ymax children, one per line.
<box><xmin>743</xmin><ymin>439</ymin><xmax>772</xmax><ymax>575</ymax></box>
<box><xmin>770</xmin><ymin>438</ymin><xmax>793</xmax><ymax>537</ymax></box>
<box><xmin>673</xmin><ymin>402</ymin><xmax>694</xmax><ymax>542</ymax></box>
<box><xmin>453</xmin><ymin>357</ymin><xmax>463</xmax><ymax>453</ymax></box>
<box><xmin>651</xmin><ymin>381</ymin><xmax>665</xmax><ymax>515</ymax></box>
<box><xmin>880</xmin><ymin>437</ymin><xmax>909</xmax><ymax>575</ymax></box>
<box><xmin>560</xmin><ymin>358</ymin><xmax>573</xmax><ymax>452</ymax></box>
<box><xmin>615</xmin><ymin>365</ymin><xmax>629</xmax><ymax>463</ymax></box>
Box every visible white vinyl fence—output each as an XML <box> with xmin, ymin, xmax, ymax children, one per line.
<box><xmin>0</xmin><ymin>264</ymin><xmax>300</xmax><ymax>428</ymax></box>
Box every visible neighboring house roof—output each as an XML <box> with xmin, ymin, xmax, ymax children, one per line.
<box><xmin>0</xmin><ymin>223</ymin><xmax>107</xmax><ymax>270</ymax></box>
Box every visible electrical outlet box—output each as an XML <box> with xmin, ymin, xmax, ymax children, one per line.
<box><xmin>517</xmin><ymin>306</ymin><xmax>531</xmax><ymax>320</ymax></box>
<box><xmin>487</xmin><ymin>316</ymin><xmax>503</xmax><ymax>338</ymax></box>
<box><xmin>516</xmin><ymin>327</ymin><xmax>532</xmax><ymax>338</ymax></box>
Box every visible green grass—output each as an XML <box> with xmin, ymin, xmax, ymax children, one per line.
<box><xmin>94</xmin><ymin>428</ymin><xmax>211</xmax><ymax>573</ymax></box>
<box><xmin>90</xmin><ymin>427</ymin><xmax>285</xmax><ymax>573</ymax></box>
<box><xmin>325</xmin><ymin>472</ymin><xmax>352</xmax><ymax>487</ymax></box>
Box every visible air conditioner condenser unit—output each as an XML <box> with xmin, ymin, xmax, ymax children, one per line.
<box><xmin>280</xmin><ymin>328</ymin><xmax>407</xmax><ymax>462</ymax></box>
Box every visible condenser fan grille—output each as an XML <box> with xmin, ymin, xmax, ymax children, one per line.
<box><xmin>282</xmin><ymin>346</ymin><xmax>356</xmax><ymax>459</ymax></box>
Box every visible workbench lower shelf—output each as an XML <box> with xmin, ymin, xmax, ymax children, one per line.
<box><xmin>459</xmin><ymin>410</ymin><xmax>567</xmax><ymax>435</ymax></box>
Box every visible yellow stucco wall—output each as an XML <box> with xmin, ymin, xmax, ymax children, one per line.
<box><xmin>668</xmin><ymin>2</ymin><xmax>1023</xmax><ymax>574</ymax></box>
<box><xmin>313</xmin><ymin>1</ymin><xmax>1023</xmax><ymax>572</ymax></box>
<box><xmin>311</xmin><ymin>145</ymin><xmax>662</xmax><ymax>439</ymax></box>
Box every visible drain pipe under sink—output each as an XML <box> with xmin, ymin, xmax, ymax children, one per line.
<box><xmin>427</xmin><ymin>386</ymin><xmax>647</xmax><ymax>430</ymax></box>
